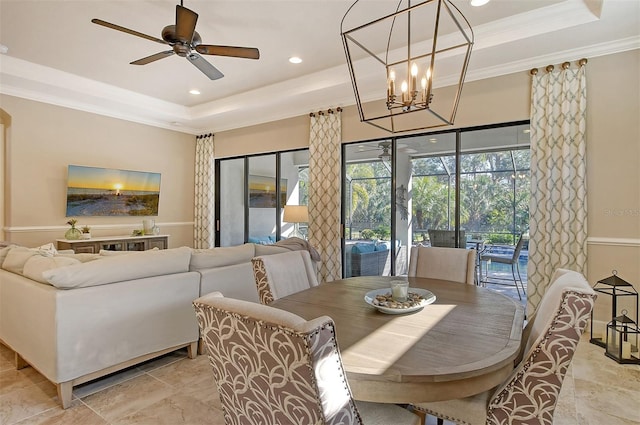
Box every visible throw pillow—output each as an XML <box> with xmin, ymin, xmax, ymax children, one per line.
<box><xmin>30</xmin><ymin>242</ymin><xmax>58</xmax><ymax>257</ymax></box>
<box><xmin>0</xmin><ymin>244</ymin><xmax>19</xmax><ymax>266</ymax></box>
<box><xmin>23</xmin><ymin>255</ymin><xmax>82</xmax><ymax>284</ymax></box>
<box><xmin>2</xmin><ymin>247</ymin><xmax>39</xmax><ymax>275</ymax></box>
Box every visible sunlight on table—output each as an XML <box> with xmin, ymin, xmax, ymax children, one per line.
<box><xmin>341</xmin><ymin>304</ymin><xmax>456</xmax><ymax>374</ymax></box>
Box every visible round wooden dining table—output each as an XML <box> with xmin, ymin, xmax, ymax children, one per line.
<box><xmin>270</xmin><ymin>276</ymin><xmax>525</xmax><ymax>404</ymax></box>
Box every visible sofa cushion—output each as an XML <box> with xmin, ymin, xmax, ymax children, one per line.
<box><xmin>375</xmin><ymin>242</ymin><xmax>389</xmax><ymax>251</ymax></box>
<box><xmin>190</xmin><ymin>243</ymin><xmax>255</xmax><ymax>271</ymax></box>
<box><xmin>2</xmin><ymin>247</ymin><xmax>39</xmax><ymax>274</ymax></box>
<box><xmin>0</xmin><ymin>244</ymin><xmax>19</xmax><ymax>266</ymax></box>
<box><xmin>56</xmin><ymin>253</ymin><xmax>102</xmax><ymax>263</ymax></box>
<box><xmin>43</xmin><ymin>246</ymin><xmax>192</xmax><ymax>289</ymax></box>
<box><xmin>351</xmin><ymin>242</ymin><xmax>376</xmax><ymax>254</ymax></box>
<box><xmin>99</xmin><ymin>248</ymin><xmax>159</xmax><ymax>256</ymax></box>
<box><xmin>23</xmin><ymin>255</ymin><xmax>82</xmax><ymax>284</ymax></box>
<box><xmin>254</xmin><ymin>244</ymin><xmax>290</xmax><ymax>256</ymax></box>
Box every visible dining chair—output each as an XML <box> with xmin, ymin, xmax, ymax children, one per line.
<box><xmin>193</xmin><ymin>292</ymin><xmax>422</xmax><ymax>425</ymax></box>
<box><xmin>413</xmin><ymin>269</ymin><xmax>596</xmax><ymax>425</ymax></box>
<box><xmin>479</xmin><ymin>233</ymin><xmax>526</xmax><ymax>299</ymax></box>
<box><xmin>408</xmin><ymin>246</ymin><xmax>476</xmax><ymax>285</ymax></box>
<box><xmin>427</xmin><ymin>229</ymin><xmax>466</xmax><ymax>248</ymax></box>
<box><xmin>251</xmin><ymin>249</ymin><xmax>318</xmax><ymax>304</ymax></box>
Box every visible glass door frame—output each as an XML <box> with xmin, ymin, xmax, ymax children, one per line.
<box><xmin>214</xmin><ymin>148</ymin><xmax>309</xmax><ymax>247</ymax></box>
<box><xmin>341</xmin><ymin>119</ymin><xmax>530</xmax><ymax>278</ymax></box>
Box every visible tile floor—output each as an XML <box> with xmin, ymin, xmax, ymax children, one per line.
<box><xmin>0</xmin><ymin>264</ymin><xmax>637</xmax><ymax>425</ymax></box>
<box><xmin>2</xmin><ymin>331</ymin><xmax>639</xmax><ymax>425</ymax></box>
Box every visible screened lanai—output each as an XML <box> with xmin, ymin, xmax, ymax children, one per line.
<box><xmin>342</xmin><ymin>122</ymin><xmax>531</xmax><ymax>303</ymax></box>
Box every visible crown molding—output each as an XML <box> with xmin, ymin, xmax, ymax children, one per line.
<box><xmin>1</xmin><ymin>0</ymin><xmax>638</xmax><ymax>135</ymax></box>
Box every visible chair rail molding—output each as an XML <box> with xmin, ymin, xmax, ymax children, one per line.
<box><xmin>587</xmin><ymin>237</ymin><xmax>640</xmax><ymax>247</ymax></box>
<box><xmin>3</xmin><ymin>222</ymin><xmax>194</xmax><ymax>233</ymax></box>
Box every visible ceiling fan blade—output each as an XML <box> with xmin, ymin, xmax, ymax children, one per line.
<box><xmin>91</xmin><ymin>18</ymin><xmax>167</xmax><ymax>45</ymax></box>
<box><xmin>187</xmin><ymin>53</ymin><xmax>224</xmax><ymax>80</ymax></box>
<box><xmin>196</xmin><ymin>45</ymin><xmax>260</xmax><ymax>60</ymax></box>
<box><xmin>175</xmin><ymin>5</ymin><xmax>198</xmax><ymax>43</ymax></box>
<box><xmin>131</xmin><ymin>51</ymin><xmax>174</xmax><ymax>65</ymax></box>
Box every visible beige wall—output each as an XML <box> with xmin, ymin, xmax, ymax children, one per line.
<box><xmin>0</xmin><ymin>95</ymin><xmax>196</xmax><ymax>248</ymax></box>
<box><xmin>215</xmin><ymin>50</ymin><xmax>640</xmax><ymax>302</ymax></box>
<box><xmin>2</xmin><ymin>50</ymin><xmax>639</xmax><ymax>302</ymax></box>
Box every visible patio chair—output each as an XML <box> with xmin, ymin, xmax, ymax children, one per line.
<box><xmin>251</xmin><ymin>250</ymin><xmax>318</xmax><ymax>304</ymax></box>
<box><xmin>193</xmin><ymin>292</ymin><xmax>422</xmax><ymax>425</ymax></box>
<box><xmin>427</xmin><ymin>229</ymin><xmax>465</xmax><ymax>248</ymax></box>
<box><xmin>408</xmin><ymin>246</ymin><xmax>476</xmax><ymax>285</ymax></box>
<box><xmin>413</xmin><ymin>269</ymin><xmax>596</xmax><ymax>425</ymax></box>
<box><xmin>479</xmin><ymin>233</ymin><xmax>527</xmax><ymax>299</ymax></box>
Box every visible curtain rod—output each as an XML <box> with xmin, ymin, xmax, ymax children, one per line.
<box><xmin>309</xmin><ymin>107</ymin><xmax>343</xmax><ymax>117</ymax></box>
<box><xmin>530</xmin><ymin>58</ymin><xmax>587</xmax><ymax>75</ymax></box>
<box><xmin>196</xmin><ymin>133</ymin><xmax>214</xmax><ymax>139</ymax></box>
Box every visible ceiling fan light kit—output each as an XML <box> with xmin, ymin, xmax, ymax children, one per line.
<box><xmin>341</xmin><ymin>0</ymin><xmax>474</xmax><ymax>133</ymax></box>
<box><xmin>92</xmin><ymin>2</ymin><xmax>259</xmax><ymax>81</ymax></box>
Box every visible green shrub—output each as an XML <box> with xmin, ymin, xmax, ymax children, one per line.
<box><xmin>374</xmin><ymin>225</ymin><xmax>390</xmax><ymax>240</ymax></box>
<box><xmin>360</xmin><ymin>229</ymin><xmax>376</xmax><ymax>240</ymax></box>
<box><xmin>488</xmin><ymin>233</ymin><xmax>514</xmax><ymax>244</ymax></box>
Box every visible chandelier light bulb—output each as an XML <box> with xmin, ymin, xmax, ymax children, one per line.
<box><xmin>401</xmin><ymin>80</ymin><xmax>409</xmax><ymax>103</ymax></box>
<box><xmin>387</xmin><ymin>69</ymin><xmax>396</xmax><ymax>97</ymax></box>
<box><xmin>421</xmin><ymin>77</ymin><xmax>427</xmax><ymax>90</ymax></box>
<box><xmin>410</xmin><ymin>63</ymin><xmax>418</xmax><ymax>93</ymax></box>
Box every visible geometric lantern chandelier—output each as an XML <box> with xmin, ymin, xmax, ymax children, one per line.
<box><xmin>341</xmin><ymin>0</ymin><xmax>474</xmax><ymax>133</ymax></box>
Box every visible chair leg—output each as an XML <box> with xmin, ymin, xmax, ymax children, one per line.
<box><xmin>511</xmin><ymin>263</ymin><xmax>522</xmax><ymax>300</ymax></box>
<box><xmin>515</xmin><ymin>261</ymin><xmax>526</xmax><ymax>295</ymax></box>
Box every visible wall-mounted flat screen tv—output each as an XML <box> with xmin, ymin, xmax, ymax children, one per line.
<box><xmin>66</xmin><ymin>165</ymin><xmax>161</xmax><ymax>216</ymax></box>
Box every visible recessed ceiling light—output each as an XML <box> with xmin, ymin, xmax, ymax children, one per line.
<box><xmin>289</xmin><ymin>56</ymin><xmax>303</xmax><ymax>64</ymax></box>
<box><xmin>189</xmin><ymin>89</ymin><xmax>201</xmax><ymax>95</ymax></box>
<box><xmin>470</xmin><ymin>0</ymin><xmax>490</xmax><ymax>6</ymax></box>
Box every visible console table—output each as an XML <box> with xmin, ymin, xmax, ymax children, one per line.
<box><xmin>56</xmin><ymin>235</ymin><xmax>169</xmax><ymax>254</ymax></box>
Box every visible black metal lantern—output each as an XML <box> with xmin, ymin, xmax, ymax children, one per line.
<box><xmin>590</xmin><ymin>270</ymin><xmax>638</xmax><ymax>348</ymax></box>
<box><xmin>605</xmin><ymin>311</ymin><xmax>640</xmax><ymax>364</ymax></box>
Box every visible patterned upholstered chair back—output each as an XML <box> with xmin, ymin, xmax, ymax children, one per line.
<box><xmin>193</xmin><ymin>292</ymin><xmax>363</xmax><ymax>425</ymax></box>
<box><xmin>408</xmin><ymin>246</ymin><xmax>476</xmax><ymax>285</ymax></box>
<box><xmin>252</xmin><ymin>250</ymin><xmax>319</xmax><ymax>304</ymax></box>
<box><xmin>487</xmin><ymin>270</ymin><xmax>596</xmax><ymax>425</ymax></box>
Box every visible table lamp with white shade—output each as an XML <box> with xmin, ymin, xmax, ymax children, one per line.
<box><xmin>283</xmin><ymin>205</ymin><xmax>309</xmax><ymax>239</ymax></box>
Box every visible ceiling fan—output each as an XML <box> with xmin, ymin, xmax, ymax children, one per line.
<box><xmin>356</xmin><ymin>142</ymin><xmax>417</xmax><ymax>158</ymax></box>
<box><xmin>354</xmin><ymin>141</ymin><xmax>418</xmax><ymax>171</ymax></box>
<box><xmin>91</xmin><ymin>1</ymin><xmax>260</xmax><ymax>80</ymax></box>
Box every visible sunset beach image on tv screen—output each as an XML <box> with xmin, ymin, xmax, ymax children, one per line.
<box><xmin>66</xmin><ymin>165</ymin><xmax>161</xmax><ymax>216</ymax></box>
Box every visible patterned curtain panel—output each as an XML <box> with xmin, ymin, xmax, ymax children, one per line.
<box><xmin>309</xmin><ymin>109</ymin><xmax>342</xmax><ymax>282</ymax></box>
<box><xmin>527</xmin><ymin>62</ymin><xmax>587</xmax><ymax>316</ymax></box>
<box><xmin>194</xmin><ymin>133</ymin><xmax>215</xmax><ymax>248</ymax></box>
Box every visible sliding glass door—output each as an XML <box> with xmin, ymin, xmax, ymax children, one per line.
<box><xmin>341</xmin><ymin>121</ymin><xmax>530</xmax><ymax>284</ymax></box>
<box><xmin>216</xmin><ymin>149</ymin><xmax>309</xmax><ymax>247</ymax></box>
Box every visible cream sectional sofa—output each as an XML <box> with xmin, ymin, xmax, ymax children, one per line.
<box><xmin>0</xmin><ymin>242</ymin><xmax>296</xmax><ymax>409</ymax></box>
